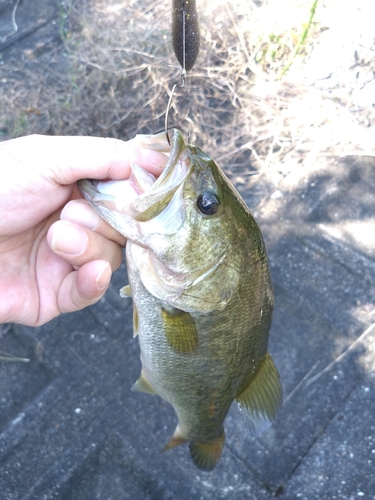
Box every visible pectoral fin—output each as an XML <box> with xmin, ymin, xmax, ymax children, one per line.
<box><xmin>189</xmin><ymin>431</ymin><xmax>225</xmax><ymax>471</ymax></box>
<box><xmin>119</xmin><ymin>286</ymin><xmax>138</xmax><ymax>336</ymax></box>
<box><xmin>133</xmin><ymin>305</ymin><xmax>139</xmax><ymax>337</ymax></box>
<box><xmin>236</xmin><ymin>353</ymin><xmax>282</xmax><ymax>435</ymax></box>
<box><xmin>131</xmin><ymin>371</ymin><xmax>157</xmax><ymax>395</ymax></box>
<box><xmin>120</xmin><ymin>285</ymin><xmax>132</xmax><ymax>298</ymax></box>
<box><xmin>162</xmin><ymin>308</ymin><xmax>198</xmax><ymax>355</ymax></box>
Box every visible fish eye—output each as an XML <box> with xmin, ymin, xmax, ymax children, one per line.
<box><xmin>197</xmin><ymin>191</ymin><xmax>220</xmax><ymax>215</ymax></box>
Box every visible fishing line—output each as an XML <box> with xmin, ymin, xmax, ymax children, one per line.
<box><xmin>165</xmin><ymin>8</ymin><xmax>186</xmax><ymax>145</ymax></box>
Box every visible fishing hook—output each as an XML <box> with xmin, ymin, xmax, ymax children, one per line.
<box><xmin>165</xmin><ymin>68</ymin><xmax>186</xmax><ymax>145</ymax></box>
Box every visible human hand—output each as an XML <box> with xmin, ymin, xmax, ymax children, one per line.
<box><xmin>0</xmin><ymin>135</ymin><xmax>167</xmax><ymax>326</ymax></box>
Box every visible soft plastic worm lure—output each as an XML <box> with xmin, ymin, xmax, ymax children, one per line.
<box><xmin>171</xmin><ymin>0</ymin><xmax>200</xmax><ymax>71</ymax></box>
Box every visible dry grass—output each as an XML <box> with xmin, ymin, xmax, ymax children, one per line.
<box><xmin>0</xmin><ymin>0</ymin><xmax>374</xmax><ymax>184</ymax></box>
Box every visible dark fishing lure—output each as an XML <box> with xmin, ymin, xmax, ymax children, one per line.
<box><xmin>172</xmin><ymin>0</ymin><xmax>200</xmax><ymax>71</ymax></box>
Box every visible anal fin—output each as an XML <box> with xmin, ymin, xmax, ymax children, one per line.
<box><xmin>189</xmin><ymin>431</ymin><xmax>225</xmax><ymax>472</ymax></box>
<box><xmin>131</xmin><ymin>371</ymin><xmax>157</xmax><ymax>395</ymax></box>
<box><xmin>162</xmin><ymin>425</ymin><xmax>187</xmax><ymax>452</ymax></box>
<box><xmin>236</xmin><ymin>353</ymin><xmax>282</xmax><ymax>435</ymax></box>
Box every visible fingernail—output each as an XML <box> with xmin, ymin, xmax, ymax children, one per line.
<box><xmin>61</xmin><ymin>200</ymin><xmax>100</xmax><ymax>230</ymax></box>
<box><xmin>95</xmin><ymin>262</ymin><xmax>111</xmax><ymax>290</ymax></box>
<box><xmin>51</xmin><ymin>222</ymin><xmax>87</xmax><ymax>255</ymax></box>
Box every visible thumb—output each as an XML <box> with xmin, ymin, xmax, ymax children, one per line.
<box><xmin>25</xmin><ymin>135</ymin><xmax>167</xmax><ymax>185</ymax></box>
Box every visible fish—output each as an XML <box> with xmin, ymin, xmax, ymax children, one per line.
<box><xmin>78</xmin><ymin>129</ymin><xmax>282</xmax><ymax>471</ymax></box>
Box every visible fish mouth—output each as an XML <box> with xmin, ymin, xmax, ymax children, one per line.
<box><xmin>78</xmin><ymin>129</ymin><xmax>190</xmax><ymax>240</ymax></box>
<box><xmin>129</xmin><ymin>129</ymin><xmax>188</xmax><ymax>222</ymax></box>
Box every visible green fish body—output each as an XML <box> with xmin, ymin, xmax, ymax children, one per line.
<box><xmin>78</xmin><ymin>129</ymin><xmax>282</xmax><ymax>471</ymax></box>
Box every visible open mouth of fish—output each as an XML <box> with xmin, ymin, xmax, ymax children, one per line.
<box><xmin>77</xmin><ymin>129</ymin><xmax>190</xmax><ymax>243</ymax></box>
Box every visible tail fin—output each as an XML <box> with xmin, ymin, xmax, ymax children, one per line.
<box><xmin>189</xmin><ymin>432</ymin><xmax>225</xmax><ymax>471</ymax></box>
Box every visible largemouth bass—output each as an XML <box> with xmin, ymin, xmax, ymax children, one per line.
<box><xmin>78</xmin><ymin>129</ymin><xmax>282</xmax><ymax>471</ymax></box>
